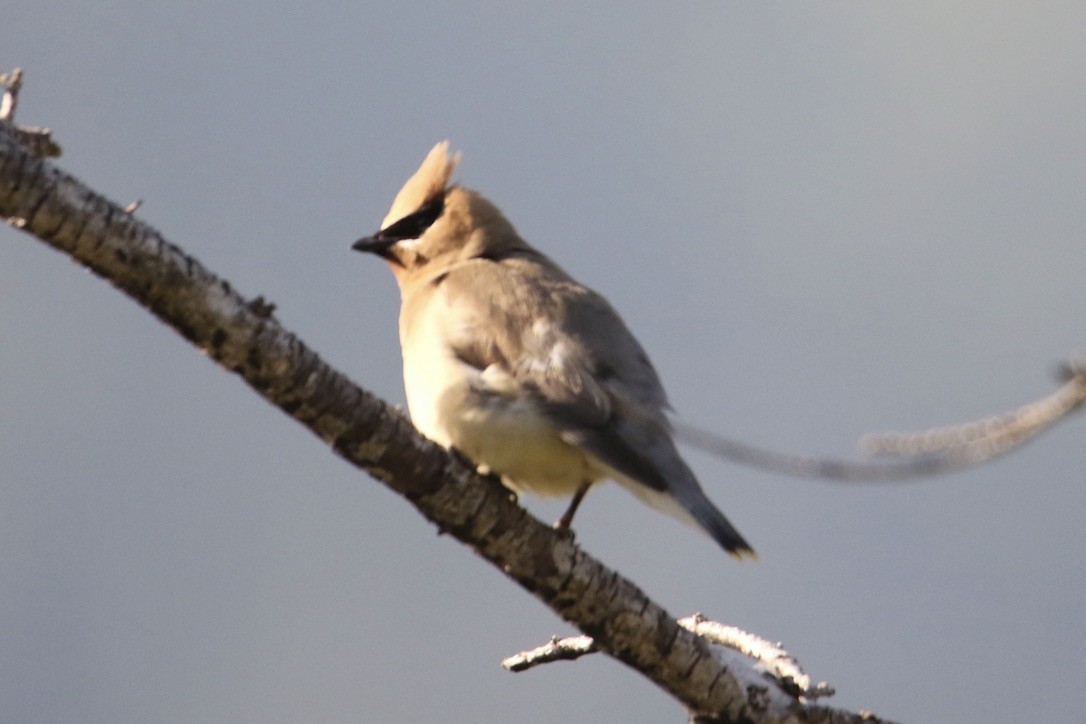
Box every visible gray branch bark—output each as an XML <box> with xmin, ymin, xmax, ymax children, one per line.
<box><xmin>0</xmin><ymin>111</ymin><xmax>875</xmax><ymax>722</ymax></box>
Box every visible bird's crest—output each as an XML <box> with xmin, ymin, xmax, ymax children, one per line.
<box><xmin>381</xmin><ymin>141</ymin><xmax>460</xmax><ymax>230</ymax></box>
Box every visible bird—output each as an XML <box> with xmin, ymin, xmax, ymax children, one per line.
<box><xmin>352</xmin><ymin>142</ymin><xmax>755</xmax><ymax>558</ymax></box>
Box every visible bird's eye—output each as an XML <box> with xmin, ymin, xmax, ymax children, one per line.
<box><xmin>379</xmin><ymin>194</ymin><xmax>445</xmax><ymax>242</ymax></box>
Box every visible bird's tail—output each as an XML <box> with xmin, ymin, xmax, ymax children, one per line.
<box><xmin>616</xmin><ymin>468</ymin><xmax>756</xmax><ymax>559</ymax></box>
<box><xmin>677</xmin><ymin>486</ymin><xmax>757</xmax><ymax>559</ymax></box>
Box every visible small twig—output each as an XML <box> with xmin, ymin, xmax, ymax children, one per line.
<box><xmin>675</xmin><ymin>360</ymin><xmax>1085</xmax><ymax>483</ymax></box>
<box><xmin>863</xmin><ymin>360</ymin><xmax>1086</xmax><ymax>457</ymax></box>
<box><xmin>678</xmin><ymin>614</ymin><xmax>834</xmax><ymax>701</ymax></box>
<box><xmin>124</xmin><ymin>199</ymin><xmax>143</xmax><ymax>214</ymax></box>
<box><xmin>0</xmin><ymin>68</ymin><xmax>62</xmax><ymax>157</ymax></box>
<box><xmin>246</xmin><ymin>295</ymin><xmax>278</xmax><ymax>319</ymax></box>
<box><xmin>504</xmin><ymin>615</ymin><xmax>834</xmax><ymax>702</ymax></box>
<box><xmin>501</xmin><ymin>634</ymin><xmax>597</xmax><ymax>672</ymax></box>
<box><xmin>675</xmin><ymin>422</ymin><xmax>957</xmax><ymax>482</ymax></box>
<box><xmin>0</xmin><ymin>68</ymin><xmax>22</xmax><ymax>122</ymax></box>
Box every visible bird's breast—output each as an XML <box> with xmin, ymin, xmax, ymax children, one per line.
<box><xmin>399</xmin><ymin>307</ymin><xmax>601</xmax><ymax>498</ymax></box>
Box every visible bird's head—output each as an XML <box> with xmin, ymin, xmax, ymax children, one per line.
<box><xmin>353</xmin><ymin>142</ymin><xmax>525</xmax><ymax>283</ymax></box>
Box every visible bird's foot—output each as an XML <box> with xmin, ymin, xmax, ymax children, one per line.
<box><xmin>551</xmin><ymin>518</ymin><xmax>577</xmax><ymax>541</ymax></box>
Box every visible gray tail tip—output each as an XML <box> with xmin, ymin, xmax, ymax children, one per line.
<box><xmin>706</xmin><ymin>519</ymin><xmax>757</xmax><ymax>561</ymax></box>
<box><xmin>672</xmin><ymin>489</ymin><xmax>757</xmax><ymax>560</ymax></box>
<box><xmin>726</xmin><ymin>542</ymin><xmax>759</xmax><ymax>561</ymax></box>
<box><xmin>709</xmin><ymin>525</ymin><xmax>757</xmax><ymax>560</ymax></box>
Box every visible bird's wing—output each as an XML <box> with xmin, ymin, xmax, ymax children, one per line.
<box><xmin>438</xmin><ymin>256</ymin><xmax>755</xmax><ymax>557</ymax></box>
<box><xmin>439</xmin><ymin>257</ymin><xmax>672</xmax><ymax>491</ymax></box>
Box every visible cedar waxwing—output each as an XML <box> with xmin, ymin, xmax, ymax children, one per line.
<box><xmin>352</xmin><ymin>142</ymin><xmax>755</xmax><ymax>558</ymax></box>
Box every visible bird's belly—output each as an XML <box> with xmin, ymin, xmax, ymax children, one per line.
<box><xmin>449</xmin><ymin>394</ymin><xmax>599</xmax><ymax>498</ymax></box>
<box><xmin>403</xmin><ymin>356</ymin><xmax>598</xmax><ymax>498</ymax></box>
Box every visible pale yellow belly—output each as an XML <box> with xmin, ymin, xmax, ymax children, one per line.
<box><xmin>404</xmin><ymin>355</ymin><xmax>601</xmax><ymax>498</ymax></box>
<box><xmin>447</xmin><ymin>393</ymin><xmax>601</xmax><ymax>498</ymax></box>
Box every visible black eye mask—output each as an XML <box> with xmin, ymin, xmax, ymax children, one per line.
<box><xmin>352</xmin><ymin>193</ymin><xmax>445</xmax><ymax>257</ymax></box>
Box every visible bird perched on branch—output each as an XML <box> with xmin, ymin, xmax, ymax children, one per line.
<box><xmin>353</xmin><ymin>142</ymin><xmax>754</xmax><ymax>558</ymax></box>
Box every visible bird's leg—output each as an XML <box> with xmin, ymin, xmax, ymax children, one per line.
<box><xmin>555</xmin><ymin>481</ymin><xmax>592</xmax><ymax>531</ymax></box>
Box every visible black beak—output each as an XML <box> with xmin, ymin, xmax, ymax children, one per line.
<box><xmin>351</xmin><ymin>233</ymin><xmax>396</xmax><ymax>254</ymax></box>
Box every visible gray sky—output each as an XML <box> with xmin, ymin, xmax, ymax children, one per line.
<box><xmin>3</xmin><ymin>4</ymin><xmax>1084</xmax><ymax>722</ymax></box>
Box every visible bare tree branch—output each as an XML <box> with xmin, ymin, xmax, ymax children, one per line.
<box><xmin>0</xmin><ymin>69</ymin><xmax>61</xmax><ymax>157</ymax></box>
<box><xmin>862</xmin><ymin>363</ymin><xmax>1086</xmax><ymax>457</ymax></box>
<box><xmin>0</xmin><ymin>85</ymin><xmax>874</xmax><ymax>723</ymax></box>
<box><xmin>504</xmin><ymin>614</ymin><xmax>835</xmax><ymax>703</ymax></box>
<box><xmin>677</xmin><ymin>614</ymin><xmax>835</xmax><ymax>702</ymax></box>
<box><xmin>675</xmin><ymin>422</ymin><xmax>961</xmax><ymax>482</ymax></box>
<box><xmin>0</xmin><ymin>68</ymin><xmax>21</xmax><ymax>121</ymax></box>
<box><xmin>502</xmin><ymin>634</ymin><xmax>599</xmax><ymax>672</ymax></box>
<box><xmin>674</xmin><ymin>363</ymin><xmax>1084</xmax><ymax>482</ymax></box>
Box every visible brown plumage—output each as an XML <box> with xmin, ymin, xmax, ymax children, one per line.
<box><xmin>353</xmin><ymin>142</ymin><xmax>754</xmax><ymax>558</ymax></box>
